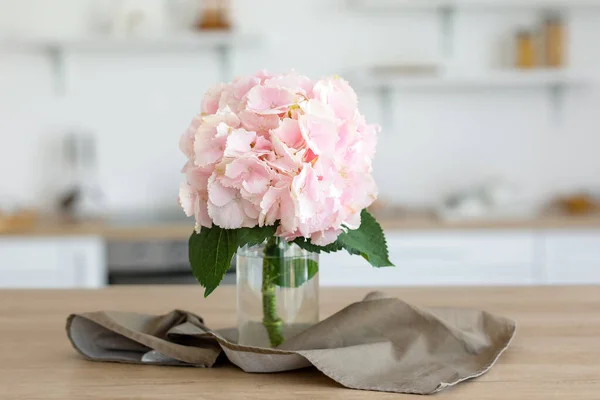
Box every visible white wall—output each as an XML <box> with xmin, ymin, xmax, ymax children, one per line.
<box><xmin>1</xmin><ymin>0</ymin><xmax>599</xmax><ymax>213</ymax></box>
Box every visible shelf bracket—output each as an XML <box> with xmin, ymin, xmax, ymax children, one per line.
<box><xmin>549</xmin><ymin>84</ymin><xmax>564</xmax><ymax>125</ymax></box>
<box><xmin>48</xmin><ymin>45</ymin><xmax>67</xmax><ymax>96</ymax></box>
<box><xmin>378</xmin><ymin>85</ymin><xmax>394</xmax><ymax>133</ymax></box>
<box><xmin>215</xmin><ymin>44</ymin><xmax>232</xmax><ymax>82</ymax></box>
<box><xmin>439</xmin><ymin>5</ymin><xmax>455</xmax><ymax>60</ymax></box>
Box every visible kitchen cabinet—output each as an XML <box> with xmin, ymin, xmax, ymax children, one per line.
<box><xmin>2</xmin><ymin>226</ymin><xmax>600</xmax><ymax>288</ymax></box>
<box><xmin>319</xmin><ymin>231</ymin><xmax>537</xmax><ymax>286</ymax></box>
<box><xmin>543</xmin><ymin>231</ymin><xmax>600</xmax><ymax>284</ymax></box>
<box><xmin>0</xmin><ymin>237</ymin><xmax>106</xmax><ymax>288</ymax></box>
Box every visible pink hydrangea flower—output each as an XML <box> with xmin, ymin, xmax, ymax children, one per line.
<box><xmin>179</xmin><ymin>71</ymin><xmax>379</xmax><ymax>246</ymax></box>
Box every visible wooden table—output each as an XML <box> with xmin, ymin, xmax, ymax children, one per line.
<box><xmin>2</xmin><ymin>286</ymin><xmax>599</xmax><ymax>399</ymax></box>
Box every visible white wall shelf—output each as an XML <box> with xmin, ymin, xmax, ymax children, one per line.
<box><xmin>351</xmin><ymin>69</ymin><xmax>587</xmax><ymax>90</ymax></box>
<box><xmin>347</xmin><ymin>0</ymin><xmax>600</xmax><ymax>11</ymax></box>
<box><xmin>347</xmin><ymin>0</ymin><xmax>596</xmax><ymax>128</ymax></box>
<box><xmin>349</xmin><ymin>69</ymin><xmax>590</xmax><ymax>128</ymax></box>
<box><xmin>1</xmin><ymin>32</ymin><xmax>258</xmax><ymax>95</ymax></box>
<box><xmin>348</xmin><ymin>0</ymin><xmax>600</xmax><ymax>58</ymax></box>
<box><xmin>2</xmin><ymin>32</ymin><xmax>257</xmax><ymax>52</ymax></box>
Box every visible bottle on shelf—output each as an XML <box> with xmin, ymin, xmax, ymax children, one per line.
<box><xmin>515</xmin><ymin>29</ymin><xmax>537</xmax><ymax>69</ymax></box>
<box><xmin>543</xmin><ymin>13</ymin><xmax>565</xmax><ymax>68</ymax></box>
<box><xmin>196</xmin><ymin>0</ymin><xmax>231</xmax><ymax>31</ymax></box>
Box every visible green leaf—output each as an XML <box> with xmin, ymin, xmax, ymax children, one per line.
<box><xmin>237</xmin><ymin>225</ymin><xmax>278</xmax><ymax>248</ymax></box>
<box><xmin>338</xmin><ymin>209</ymin><xmax>394</xmax><ymax>267</ymax></box>
<box><xmin>273</xmin><ymin>258</ymin><xmax>319</xmax><ymax>288</ymax></box>
<box><xmin>188</xmin><ymin>225</ymin><xmax>277</xmax><ymax>297</ymax></box>
<box><xmin>189</xmin><ymin>210</ymin><xmax>391</xmax><ymax>296</ymax></box>
<box><xmin>293</xmin><ymin>237</ymin><xmax>344</xmax><ymax>253</ymax></box>
<box><xmin>292</xmin><ymin>210</ymin><xmax>393</xmax><ymax>268</ymax></box>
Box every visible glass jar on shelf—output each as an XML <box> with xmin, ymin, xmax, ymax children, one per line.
<box><xmin>515</xmin><ymin>29</ymin><xmax>536</xmax><ymax>69</ymax></box>
<box><xmin>196</xmin><ymin>0</ymin><xmax>231</xmax><ymax>31</ymax></box>
<box><xmin>544</xmin><ymin>13</ymin><xmax>565</xmax><ymax>68</ymax></box>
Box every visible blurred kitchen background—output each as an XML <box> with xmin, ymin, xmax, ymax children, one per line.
<box><xmin>1</xmin><ymin>0</ymin><xmax>600</xmax><ymax>289</ymax></box>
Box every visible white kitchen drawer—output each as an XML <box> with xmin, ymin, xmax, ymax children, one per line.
<box><xmin>387</xmin><ymin>231</ymin><xmax>535</xmax><ymax>266</ymax></box>
<box><xmin>0</xmin><ymin>239</ymin><xmax>64</xmax><ymax>288</ymax></box>
<box><xmin>319</xmin><ymin>231</ymin><xmax>536</xmax><ymax>286</ymax></box>
<box><xmin>544</xmin><ymin>231</ymin><xmax>600</xmax><ymax>284</ymax></box>
<box><xmin>0</xmin><ymin>237</ymin><xmax>106</xmax><ymax>288</ymax></box>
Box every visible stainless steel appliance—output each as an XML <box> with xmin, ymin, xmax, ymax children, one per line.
<box><xmin>107</xmin><ymin>239</ymin><xmax>236</xmax><ymax>285</ymax></box>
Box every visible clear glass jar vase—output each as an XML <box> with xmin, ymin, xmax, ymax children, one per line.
<box><xmin>236</xmin><ymin>237</ymin><xmax>319</xmax><ymax>348</ymax></box>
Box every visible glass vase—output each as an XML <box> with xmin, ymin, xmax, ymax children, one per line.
<box><xmin>236</xmin><ymin>237</ymin><xmax>319</xmax><ymax>348</ymax></box>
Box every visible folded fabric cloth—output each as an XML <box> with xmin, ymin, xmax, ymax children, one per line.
<box><xmin>66</xmin><ymin>292</ymin><xmax>515</xmax><ymax>395</ymax></box>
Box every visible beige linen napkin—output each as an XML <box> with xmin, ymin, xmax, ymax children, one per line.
<box><xmin>66</xmin><ymin>292</ymin><xmax>515</xmax><ymax>395</ymax></box>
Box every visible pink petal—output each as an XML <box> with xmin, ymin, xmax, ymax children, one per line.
<box><xmin>181</xmin><ymin>160</ymin><xmax>193</xmax><ymax>174</ymax></box>
<box><xmin>223</xmin><ymin>157</ymin><xmax>271</xmax><ymax>194</ymax></box>
<box><xmin>224</xmin><ymin>128</ymin><xmax>256</xmax><ymax>158</ymax></box>
<box><xmin>208</xmin><ymin>199</ymin><xmax>246</xmax><ymax>229</ymax></box>
<box><xmin>238</xmin><ymin>110</ymin><xmax>280</xmax><ymax>133</ymax></box>
<box><xmin>194</xmin><ymin>134</ymin><xmax>227</xmax><ymax>166</ymax></box>
<box><xmin>193</xmin><ymin>113</ymin><xmax>240</xmax><ymax>167</ymax></box>
<box><xmin>265</xmin><ymin>71</ymin><xmax>314</xmax><ymax>97</ymax></box>
<box><xmin>186</xmin><ymin>165</ymin><xmax>212</xmax><ymax>192</ymax></box>
<box><xmin>233</xmin><ymin>76</ymin><xmax>261</xmax><ymax>100</ymax></box>
<box><xmin>271</xmin><ymin>118</ymin><xmax>304</xmax><ymax>148</ymax></box>
<box><xmin>246</xmin><ymin>85</ymin><xmax>296</xmax><ymax>115</ymax></box>
<box><xmin>253</xmin><ymin>135</ymin><xmax>273</xmax><ymax>154</ymax></box>
<box><xmin>276</xmin><ymin>226</ymin><xmax>302</xmax><ymax>242</ymax></box>
<box><xmin>291</xmin><ymin>164</ymin><xmax>320</xmax><ymax>220</ymax></box>
<box><xmin>179</xmin><ymin>115</ymin><xmax>201</xmax><ymax>159</ymax></box>
<box><xmin>303</xmin><ymin>148</ymin><xmax>317</xmax><ymax>164</ymax></box>
<box><xmin>242</xmin><ymin>198</ymin><xmax>260</xmax><ymax>219</ymax></box>
<box><xmin>311</xmin><ymin>228</ymin><xmax>342</xmax><ymax>246</ymax></box>
<box><xmin>356</xmin><ymin>121</ymin><xmax>379</xmax><ymax>160</ymax></box>
<box><xmin>238</xmin><ymin>188</ymin><xmax>263</xmax><ymax>209</ymax></box>
<box><xmin>208</xmin><ymin>176</ymin><xmax>237</xmax><ymax>207</ymax></box>
<box><xmin>201</xmin><ymin>84</ymin><xmax>225</xmax><ymax>115</ymax></box>
<box><xmin>259</xmin><ymin>185</ymin><xmax>282</xmax><ymax>226</ymax></box>
<box><xmin>194</xmin><ymin>195</ymin><xmax>212</xmax><ymax>229</ymax></box>
<box><xmin>278</xmin><ymin>188</ymin><xmax>296</xmax><ymax>233</ymax></box>
<box><xmin>313</xmin><ymin>77</ymin><xmax>358</xmax><ymax>120</ymax></box>
<box><xmin>298</xmin><ymin>100</ymin><xmax>338</xmax><ymax>155</ymax></box>
<box><xmin>178</xmin><ymin>183</ymin><xmax>196</xmax><ymax>217</ymax></box>
<box><xmin>335</xmin><ymin>120</ymin><xmax>359</xmax><ymax>151</ymax></box>
<box><xmin>298</xmin><ymin>114</ymin><xmax>337</xmax><ymax>156</ymax></box>
<box><xmin>342</xmin><ymin>210</ymin><xmax>361</xmax><ymax>230</ymax></box>
<box><xmin>217</xmin><ymin>110</ymin><xmax>242</xmax><ymax>128</ymax></box>
<box><xmin>241</xmin><ymin>172</ymin><xmax>270</xmax><ymax>194</ymax></box>
<box><xmin>218</xmin><ymin>86</ymin><xmax>239</xmax><ymax>112</ymax></box>
<box><xmin>253</xmin><ymin>69</ymin><xmax>272</xmax><ymax>84</ymax></box>
<box><xmin>269</xmin><ymin>133</ymin><xmax>303</xmax><ymax>174</ymax></box>
<box><xmin>328</xmin><ymin>91</ymin><xmax>357</xmax><ymax>120</ymax></box>
<box><xmin>223</xmin><ymin>159</ymin><xmax>249</xmax><ymax>185</ymax></box>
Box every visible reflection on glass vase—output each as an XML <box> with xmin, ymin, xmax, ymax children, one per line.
<box><xmin>236</xmin><ymin>237</ymin><xmax>319</xmax><ymax>348</ymax></box>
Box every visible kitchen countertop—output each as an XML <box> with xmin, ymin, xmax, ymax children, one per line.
<box><xmin>2</xmin><ymin>211</ymin><xmax>600</xmax><ymax>240</ymax></box>
<box><xmin>1</xmin><ymin>285</ymin><xmax>599</xmax><ymax>399</ymax></box>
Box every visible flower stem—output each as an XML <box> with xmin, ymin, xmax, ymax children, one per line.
<box><xmin>262</xmin><ymin>236</ymin><xmax>284</xmax><ymax>347</ymax></box>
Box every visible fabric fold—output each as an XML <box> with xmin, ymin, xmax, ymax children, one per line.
<box><xmin>66</xmin><ymin>293</ymin><xmax>515</xmax><ymax>395</ymax></box>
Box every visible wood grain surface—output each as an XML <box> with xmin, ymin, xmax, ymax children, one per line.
<box><xmin>3</xmin><ymin>212</ymin><xmax>600</xmax><ymax>240</ymax></box>
<box><xmin>1</xmin><ymin>285</ymin><xmax>599</xmax><ymax>399</ymax></box>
